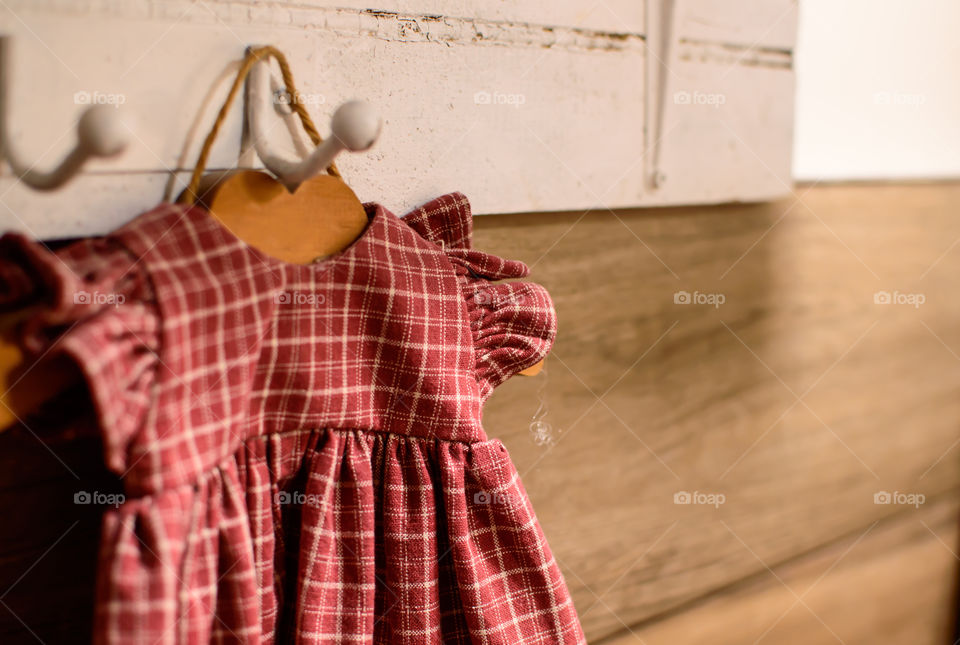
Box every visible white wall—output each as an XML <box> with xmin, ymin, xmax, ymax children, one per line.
<box><xmin>793</xmin><ymin>0</ymin><xmax>960</xmax><ymax>181</ymax></box>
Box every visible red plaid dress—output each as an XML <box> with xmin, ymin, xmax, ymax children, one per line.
<box><xmin>0</xmin><ymin>192</ymin><xmax>585</xmax><ymax>644</ymax></box>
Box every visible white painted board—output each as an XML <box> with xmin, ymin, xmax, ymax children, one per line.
<box><xmin>0</xmin><ymin>0</ymin><xmax>796</xmax><ymax>238</ymax></box>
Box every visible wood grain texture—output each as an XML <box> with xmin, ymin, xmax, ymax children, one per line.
<box><xmin>475</xmin><ymin>182</ymin><xmax>960</xmax><ymax>642</ymax></box>
<box><xmin>605</xmin><ymin>493</ymin><xmax>959</xmax><ymax>645</ymax></box>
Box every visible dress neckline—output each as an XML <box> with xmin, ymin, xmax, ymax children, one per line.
<box><xmin>180</xmin><ymin>200</ymin><xmax>385</xmax><ymax>275</ymax></box>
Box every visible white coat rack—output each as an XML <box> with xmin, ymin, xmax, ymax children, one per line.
<box><xmin>0</xmin><ymin>35</ymin><xmax>128</xmax><ymax>191</ymax></box>
<box><xmin>0</xmin><ymin>38</ymin><xmax>380</xmax><ymax>194</ymax></box>
<box><xmin>244</xmin><ymin>49</ymin><xmax>381</xmax><ymax>191</ymax></box>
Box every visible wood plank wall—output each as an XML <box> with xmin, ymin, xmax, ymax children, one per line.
<box><xmin>476</xmin><ymin>182</ymin><xmax>960</xmax><ymax>644</ymax></box>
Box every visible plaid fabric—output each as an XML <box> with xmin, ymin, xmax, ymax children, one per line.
<box><xmin>0</xmin><ymin>192</ymin><xmax>583</xmax><ymax>644</ymax></box>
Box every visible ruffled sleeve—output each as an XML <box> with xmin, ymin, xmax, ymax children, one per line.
<box><xmin>403</xmin><ymin>193</ymin><xmax>557</xmax><ymax>401</ymax></box>
<box><xmin>0</xmin><ymin>232</ymin><xmax>159</xmax><ymax>470</ymax></box>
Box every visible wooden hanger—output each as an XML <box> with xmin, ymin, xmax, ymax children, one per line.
<box><xmin>177</xmin><ymin>46</ymin><xmax>376</xmax><ymax>264</ymax></box>
<box><xmin>520</xmin><ymin>362</ymin><xmax>544</xmax><ymax>376</ymax></box>
<box><xmin>0</xmin><ymin>308</ymin><xmax>81</xmax><ymax>430</ymax></box>
<box><xmin>197</xmin><ymin>171</ymin><xmax>369</xmax><ymax>263</ymax></box>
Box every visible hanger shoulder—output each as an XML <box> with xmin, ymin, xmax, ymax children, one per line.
<box><xmin>0</xmin><ymin>309</ymin><xmax>79</xmax><ymax>431</ymax></box>
<box><xmin>519</xmin><ymin>360</ymin><xmax>544</xmax><ymax>376</ymax></box>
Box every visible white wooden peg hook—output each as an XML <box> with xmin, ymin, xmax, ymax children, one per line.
<box><xmin>0</xmin><ymin>36</ymin><xmax>128</xmax><ymax>191</ymax></box>
<box><xmin>245</xmin><ymin>53</ymin><xmax>381</xmax><ymax>192</ymax></box>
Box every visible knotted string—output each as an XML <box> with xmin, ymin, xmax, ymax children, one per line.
<box><xmin>177</xmin><ymin>45</ymin><xmax>339</xmax><ymax>206</ymax></box>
